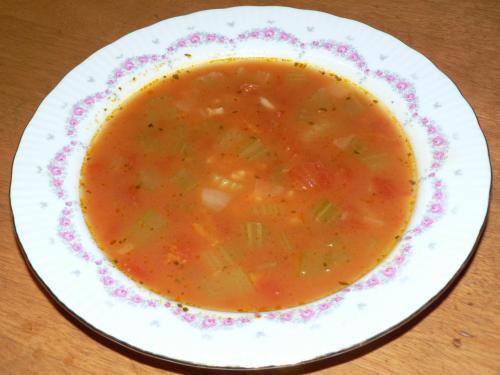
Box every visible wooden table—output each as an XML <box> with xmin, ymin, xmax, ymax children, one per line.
<box><xmin>1</xmin><ymin>1</ymin><xmax>499</xmax><ymax>373</ymax></box>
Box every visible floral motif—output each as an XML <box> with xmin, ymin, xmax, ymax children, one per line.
<box><xmin>48</xmin><ymin>25</ymin><xmax>449</xmax><ymax>329</ymax></box>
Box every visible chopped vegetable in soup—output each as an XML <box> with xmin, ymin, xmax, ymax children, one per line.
<box><xmin>81</xmin><ymin>59</ymin><xmax>416</xmax><ymax>312</ymax></box>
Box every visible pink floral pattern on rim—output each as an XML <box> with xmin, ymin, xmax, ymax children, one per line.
<box><xmin>48</xmin><ymin>26</ymin><xmax>449</xmax><ymax>329</ymax></box>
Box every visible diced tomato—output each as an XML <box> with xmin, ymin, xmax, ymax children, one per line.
<box><xmin>171</xmin><ymin>229</ymin><xmax>203</xmax><ymax>257</ymax></box>
<box><xmin>123</xmin><ymin>261</ymin><xmax>148</xmax><ymax>281</ymax></box>
<box><xmin>253</xmin><ymin>276</ymin><xmax>284</xmax><ymax>300</ymax></box>
<box><xmin>372</xmin><ymin>177</ymin><xmax>409</xmax><ymax>198</ymax></box>
<box><xmin>334</xmin><ymin>166</ymin><xmax>353</xmax><ymax>186</ymax></box>
<box><xmin>289</xmin><ymin>161</ymin><xmax>333</xmax><ymax>191</ymax></box>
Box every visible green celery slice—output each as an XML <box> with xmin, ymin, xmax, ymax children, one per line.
<box><xmin>302</xmin><ymin>120</ymin><xmax>335</xmax><ymax>142</ymax></box>
<box><xmin>344</xmin><ymin>94</ymin><xmax>366</xmax><ymax>117</ymax></box>
<box><xmin>170</xmin><ymin>169</ymin><xmax>197</xmax><ymax>191</ymax></box>
<box><xmin>201</xmin><ymin>265</ymin><xmax>254</xmax><ymax>300</ymax></box>
<box><xmin>300</xmin><ymin>248</ymin><xmax>332</xmax><ymax>275</ymax></box>
<box><xmin>286</xmin><ymin>71</ymin><xmax>306</xmax><ymax>83</ymax></box>
<box><xmin>360</xmin><ymin>153</ymin><xmax>388</xmax><ymax>171</ymax></box>
<box><xmin>138</xmin><ymin>170</ymin><xmax>162</xmax><ymax>191</ymax></box>
<box><xmin>216</xmin><ymin>128</ymin><xmax>247</xmax><ymax>150</ymax></box>
<box><xmin>244</xmin><ymin>221</ymin><xmax>266</xmax><ymax>247</ymax></box>
<box><xmin>313</xmin><ymin>199</ymin><xmax>338</xmax><ymax>223</ymax></box>
<box><xmin>119</xmin><ymin>209</ymin><xmax>167</xmax><ymax>252</ymax></box>
<box><xmin>239</xmin><ymin>138</ymin><xmax>268</xmax><ymax>160</ymax></box>
<box><xmin>279</xmin><ymin>232</ymin><xmax>293</xmax><ymax>251</ymax></box>
<box><xmin>252</xmin><ymin>204</ymin><xmax>281</xmax><ymax>217</ymax></box>
<box><xmin>200</xmin><ymin>246</ymin><xmax>234</xmax><ymax>274</ymax></box>
<box><xmin>300</xmin><ymin>242</ymin><xmax>350</xmax><ymax>276</ymax></box>
<box><xmin>299</xmin><ymin>88</ymin><xmax>332</xmax><ymax>122</ymax></box>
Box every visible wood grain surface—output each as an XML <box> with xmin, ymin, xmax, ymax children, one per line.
<box><xmin>1</xmin><ymin>1</ymin><xmax>499</xmax><ymax>374</ymax></box>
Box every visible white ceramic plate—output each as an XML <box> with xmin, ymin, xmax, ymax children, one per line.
<box><xmin>11</xmin><ymin>6</ymin><xmax>491</xmax><ymax>369</ymax></box>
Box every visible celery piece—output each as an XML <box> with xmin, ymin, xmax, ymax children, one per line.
<box><xmin>300</xmin><ymin>242</ymin><xmax>350</xmax><ymax>276</ymax></box>
<box><xmin>299</xmin><ymin>88</ymin><xmax>332</xmax><ymax>122</ymax></box>
<box><xmin>325</xmin><ymin>240</ymin><xmax>350</xmax><ymax>264</ymax></box>
<box><xmin>170</xmin><ymin>169</ymin><xmax>197</xmax><ymax>192</ymax></box>
<box><xmin>333</xmin><ymin>135</ymin><xmax>355</xmax><ymax>150</ymax></box>
<box><xmin>349</xmin><ymin>138</ymin><xmax>367</xmax><ymax>155</ymax></box>
<box><xmin>239</xmin><ymin>138</ymin><xmax>267</xmax><ymax>160</ymax></box>
<box><xmin>252</xmin><ymin>204</ymin><xmax>281</xmax><ymax>217</ymax></box>
<box><xmin>310</xmin><ymin>88</ymin><xmax>331</xmax><ymax>109</ymax></box>
<box><xmin>201</xmin><ymin>265</ymin><xmax>254</xmax><ymax>299</ymax></box>
<box><xmin>198</xmin><ymin>71</ymin><xmax>224</xmax><ymax>85</ymax></box>
<box><xmin>330</xmin><ymin>82</ymin><xmax>350</xmax><ymax>99</ymax></box>
<box><xmin>137</xmin><ymin>121</ymin><xmax>185</xmax><ymax>154</ymax></box>
<box><xmin>122</xmin><ymin>209</ymin><xmax>167</xmax><ymax>249</ymax></box>
<box><xmin>162</xmin><ymin>106</ymin><xmax>179</xmax><ymax>121</ymax></box>
<box><xmin>223</xmin><ymin>244</ymin><xmax>246</xmax><ymax>263</ymax></box>
<box><xmin>135</xmin><ymin>210</ymin><xmax>166</xmax><ymax>232</ymax></box>
<box><xmin>221</xmin><ymin>266</ymin><xmax>254</xmax><ymax>294</ymax></box>
<box><xmin>145</xmin><ymin>97</ymin><xmax>178</xmax><ymax>123</ymax></box>
<box><xmin>168</xmin><ymin>142</ymin><xmax>190</xmax><ymax>157</ymax></box>
<box><xmin>192</xmin><ymin>223</ymin><xmax>217</xmax><ymax>245</ymax></box>
<box><xmin>331</xmin><ymin>247</ymin><xmax>350</xmax><ymax>264</ymax></box>
<box><xmin>109</xmin><ymin>156</ymin><xmax>127</xmax><ymax>172</ymax></box>
<box><xmin>138</xmin><ymin>170</ymin><xmax>162</xmax><ymax>191</ymax></box>
<box><xmin>344</xmin><ymin>136</ymin><xmax>387</xmax><ymax>171</ymax></box>
<box><xmin>165</xmin><ymin>124</ymin><xmax>189</xmax><ymax>156</ymax></box>
<box><xmin>313</xmin><ymin>199</ymin><xmax>338</xmax><ymax>223</ymax></box>
<box><xmin>255</xmin><ymin>71</ymin><xmax>272</xmax><ymax>84</ymax></box>
<box><xmin>299</xmin><ymin>249</ymin><xmax>332</xmax><ymax>275</ymax></box>
<box><xmin>137</xmin><ymin>131</ymin><xmax>161</xmax><ymax>152</ymax></box>
<box><xmin>244</xmin><ymin>221</ymin><xmax>265</xmax><ymax>247</ymax></box>
<box><xmin>360</xmin><ymin>154</ymin><xmax>388</xmax><ymax>172</ymax></box>
<box><xmin>217</xmin><ymin>128</ymin><xmax>247</xmax><ymax>150</ymax></box>
<box><xmin>279</xmin><ymin>232</ymin><xmax>293</xmax><ymax>251</ymax></box>
<box><xmin>286</xmin><ymin>71</ymin><xmax>305</xmax><ymax>83</ymax></box>
<box><xmin>337</xmin><ymin>135</ymin><xmax>382</xmax><ymax>159</ymax></box>
<box><xmin>302</xmin><ymin>120</ymin><xmax>335</xmax><ymax>143</ymax></box>
<box><xmin>344</xmin><ymin>94</ymin><xmax>366</xmax><ymax>117</ymax></box>
<box><xmin>270</xmin><ymin>166</ymin><xmax>290</xmax><ymax>183</ymax></box>
<box><xmin>200</xmin><ymin>246</ymin><xmax>234</xmax><ymax>274</ymax></box>
<box><xmin>362</xmin><ymin>214</ymin><xmax>385</xmax><ymax>226</ymax></box>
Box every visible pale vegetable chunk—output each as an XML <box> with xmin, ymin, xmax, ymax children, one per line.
<box><xmin>239</xmin><ymin>138</ymin><xmax>268</xmax><ymax>160</ymax></box>
<box><xmin>201</xmin><ymin>188</ymin><xmax>231</xmax><ymax>211</ymax></box>
<box><xmin>117</xmin><ymin>209</ymin><xmax>167</xmax><ymax>253</ymax></box>
<box><xmin>206</xmin><ymin>107</ymin><xmax>225</xmax><ymax>116</ymax></box>
<box><xmin>170</xmin><ymin>169</ymin><xmax>197</xmax><ymax>192</ymax></box>
<box><xmin>244</xmin><ymin>221</ymin><xmax>266</xmax><ymax>247</ymax></box>
<box><xmin>259</xmin><ymin>96</ymin><xmax>275</xmax><ymax>110</ymax></box>
<box><xmin>313</xmin><ymin>199</ymin><xmax>339</xmax><ymax>223</ymax></box>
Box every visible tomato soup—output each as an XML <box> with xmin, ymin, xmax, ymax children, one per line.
<box><xmin>81</xmin><ymin>59</ymin><xmax>416</xmax><ymax>312</ymax></box>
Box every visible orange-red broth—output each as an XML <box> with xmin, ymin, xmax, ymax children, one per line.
<box><xmin>81</xmin><ymin>59</ymin><xmax>416</xmax><ymax>312</ymax></box>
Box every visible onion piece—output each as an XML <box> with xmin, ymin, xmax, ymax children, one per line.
<box><xmin>259</xmin><ymin>96</ymin><xmax>275</xmax><ymax>110</ymax></box>
<box><xmin>201</xmin><ymin>188</ymin><xmax>231</xmax><ymax>211</ymax></box>
<box><xmin>206</xmin><ymin>107</ymin><xmax>225</xmax><ymax>116</ymax></box>
<box><xmin>362</xmin><ymin>215</ymin><xmax>385</xmax><ymax>226</ymax></box>
<box><xmin>333</xmin><ymin>135</ymin><xmax>354</xmax><ymax>150</ymax></box>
